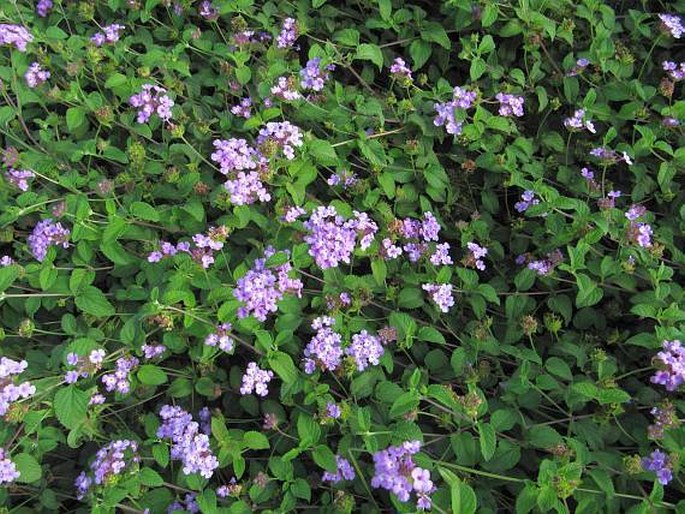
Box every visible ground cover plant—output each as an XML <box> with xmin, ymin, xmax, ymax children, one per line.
<box><xmin>1</xmin><ymin>0</ymin><xmax>685</xmax><ymax>512</ymax></box>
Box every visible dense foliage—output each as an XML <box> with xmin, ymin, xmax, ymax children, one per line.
<box><xmin>1</xmin><ymin>0</ymin><xmax>685</xmax><ymax>512</ymax></box>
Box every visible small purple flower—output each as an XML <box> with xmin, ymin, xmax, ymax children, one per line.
<box><xmin>0</xmin><ymin>256</ymin><xmax>13</xmax><ymax>267</ymax></box>
<box><xmin>659</xmin><ymin>14</ymin><xmax>684</xmax><ymax>39</ymax></box>
<box><xmin>276</xmin><ymin>18</ymin><xmax>298</xmax><ymax>49</ymax></box>
<box><xmin>567</xmin><ymin>58</ymin><xmax>590</xmax><ymax>76</ymax></box>
<box><xmin>300</xmin><ymin>57</ymin><xmax>335</xmax><ymax>92</ymax></box>
<box><xmin>515</xmin><ymin>190</ymin><xmax>540</xmax><ymax>213</ymax></box>
<box><xmin>327</xmin><ymin>169</ymin><xmax>358</xmax><ymax>189</ymax></box>
<box><xmin>434</xmin><ymin>86</ymin><xmax>477</xmax><ymax>136</ymax></box>
<box><xmin>282</xmin><ymin>206</ymin><xmax>306</xmax><ymax>223</ymax></box>
<box><xmin>91</xmin><ymin>24</ymin><xmax>125</xmax><ymax>46</ymax></box>
<box><xmin>466</xmin><ymin>242</ymin><xmax>488</xmax><ymax>271</ymax></box>
<box><xmin>651</xmin><ymin>340</ymin><xmax>685</xmax><ymax>391</ymax></box>
<box><xmin>390</xmin><ymin>57</ymin><xmax>413</xmax><ymax>83</ymax></box>
<box><xmin>101</xmin><ymin>356</ymin><xmax>139</xmax><ymax>395</ymax></box>
<box><xmin>141</xmin><ymin>343</ymin><xmax>166</xmax><ymax>359</ymax></box>
<box><xmin>422</xmin><ymin>283</ymin><xmax>454</xmax><ymax>313</ymax></box>
<box><xmin>563</xmin><ymin>109</ymin><xmax>596</xmax><ymax>133</ymax></box>
<box><xmin>430</xmin><ymin>242</ymin><xmax>452</xmax><ymax>265</ymax></box>
<box><xmin>381</xmin><ymin>238</ymin><xmax>403</xmax><ymax>260</ymax></box>
<box><xmin>325</xmin><ymin>402</ymin><xmax>341</xmax><ymax>419</ymax></box>
<box><xmin>240</xmin><ymin>362</ymin><xmax>274</xmax><ymax>396</ymax></box>
<box><xmin>36</xmin><ymin>0</ymin><xmax>53</xmax><ymax>17</ymax></box>
<box><xmin>271</xmin><ymin>76</ymin><xmax>302</xmax><ymax>101</ymax></box>
<box><xmin>322</xmin><ymin>455</ymin><xmax>356</xmax><ymax>483</ymax></box>
<box><xmin>662</xmin><ymin>61</ymin><xmax>685</xmax><ymax>81</ymax></box>
<box><xmin>129</xmin><ymin>84</ymin><xmax>174</xmax><ymax>124</ymax></box>
<box><xmin>224</xmin><ymin>171</ymin><xmax>271</xmax><ymax>205</ymax></box>
<box><xmin>0</xmin><ymin>25</ymin><xmax>33</xmax><ymax>52</ymax></box>
<box><xmin>257</xmin><ymin>121</ymin><xmax>303</xmax><ymax>160</ymax></box>
<box><xmin>27</xmin><ymin>218</ymin><xmax>70</xmax><ymax>262</ymax></box>
<box><xmin>0</xmin><ymin>449</ymin><xmax>20</xmax><ymax>485</ymax></box>
<box><xmin>74</xmin><ymin>439</ymin><xmax>140</xmax><ymax>499</ymax></box>
<box><xmin>346</xmin><ymin>330</ymin><xmax>384</xmax><ymax>371</ymax></box>
<box><xmin>211</xmin><ymin>138</ymin><xmax>262</xmax><ymax>174</ymax></box>
<box><xmin>0</xmin><ymin>357</ymin><xmax>36</xmax><ymax>417</ymax></box>
<box><xmin>648</xmin><ymin>402</ymin><xmax>679</xmax><ymax>440</ymax></box>
<box><xmin>642</xmin><ymin>449</ymin><xmax>673</xmax><ymax>485</ymax></box>
<box><xmin>303</xmin><ymin>316</ymin><xmax>343</xmax><ymax>374</ymax></box>
<box><xmin>25</xmin><ymin>62</ymin><xmax>50</xmax><ymax>88</ymax></box>
<box><xmin>198</xmin><ymin>1</ymin><xmax>218</xmax><ymax>21</ymax></box>
<box><xmin>495</xmin><ymin>92</ymin><xmax>524</xmax><ymax>117</ymax></box>
<box><xmin>204</xmin><ymin>323</ymin><xmax>234</xmax><ymax>353</ymax></box>
<box><xmin>230</xmin><ymin>97</ymin><xmax>252</xmax><ymax>119</ymax></box>
<box><xmin>525</xmin><ymin>249</ymin><xmax>564</xmax><ymax>276</ymax></box>
<box><xmin>5</xmin><ymin>168</ymin><xmax>35</xmax><ymax>191</ymax></box>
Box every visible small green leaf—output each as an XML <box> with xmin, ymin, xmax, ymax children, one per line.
<box><xmin>312</xmin><ymin>445</ymin><xmax>337</xmax><ymax>473</ymax></box>
<box><xmin>243</xmin><ymin>431</ymin><xmax>270</xmax><ymax>450</ymax></box>
<box><xmin>54</xmin><ymin>386</ymin><xmax>89</xmax><ymax>430</ymax></box>
<box><xmin>439</xmin><ymin>467</ymin><xmax>477</xmax><ymax>514</ymax></box>
<box><xmin>137</xmin><ymin>365</ymin><xmax>168</xmax><ymax>386</ymax></box>
<box><xmin>13</xmin><ymin>453</ymin><xmax>42</xmax><ymax>483</ymax></box>
<box><xmin>66</xmin><ymin>107</ymin><xmax>87</xmax><ymax>132</ymax></box>
<box><xmin>75</xmin><ymin>286</ymin><xmax>115</xmax><ymax>317</ymax></box>
<box><xmin>130</xmin><ymin>201</ymin><xmax>160</xmax><ymax>222</ymax></box>
<box><xmin>355</xmin><ymin>43</ymin><xmax>384</xmax><ymax>69</ymax></box>
<box><xmin>477</xmin><ymin>422</ymin><xmax>497</xmax><ymax>461</ymax></box>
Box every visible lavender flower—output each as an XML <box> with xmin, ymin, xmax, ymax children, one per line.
<box><xmin>141</xmin><ymin>343</ymin><xmax>166</xmax><ymax>359</ymax></box>
<box><xmin>240</xmin><ymin>362</ymin><xmax>273</xmax><ymax>396</ymax></box>
<box><xmin>325</xmin><ymin>402</ymin><xmax>341</xmax><ymax>419</ymax></box>
<box><xmin>434</xmin><ymin>86</ymin><xmax>477</xmax><ymax>135</ymax></box>
<box><xmin>74</xmin><ymin>439</ymin><xmax>140</xmax><ymax>499</ymax></box>
<box><xmin>627</xmin><ymin>221</ymin><xmax>653</xmax><ymax>248</ymax></box>
<box><xmin>526</xmin><ymin>249</ymin><xmax>563</xmax><ymax>276</ymax></box>
<box><xmin>430</xmin><ymin>242</ymin><xmax>452</xmax><ymax>265</ymax></box>
<box><xmin>0</xmin><ymin>25</ymin><xmax>33</xmax><ymax>52</ymax></box>
<box><xmin>276</xmin><ymin>18</ymin><xmax>297</xmax><ymax>49</ymax></box>
<box><xmin>371</xmin><ymin>441</ymin><xmax>435</xmax><ymax>510</ymax></box>
<box><xmin>91</xmin><ymin>24</ymin><xmax>125</xmax><ymax>46</ymax></box>
<box><xmin>256</xmin><ymin>121</ymin><xmax>303</xmax><ymax>160</ymax></box>
<box><xmin>27</xmin><ymin>218</ymin><xmax>70</xmax><ymax>262</ymax></box>
<box><xmin>327</xmin><ymin>169</ymin><xmax>359</xmax><ymax>189</ymax></box>
<box><xmin>567</xmin><ymin>58</ymin><xmax>590</xmax><ymax>77</ymax></box>
<box><xmin>651</xmin><ymin>340</ymin><xmax>685</xmax><ymax>391</ymax></box>
<box><xmin>590</xmin><ymin>147</ymin><xmax>632</xmax><ymax>165</ymax></box>
<box><xmin>230</xmin><ymin>97</ymin><xmax>252</xmax><ymax>119</ymax></box>
<box><xmin>381</xmin><ymin>238</ymin><xmax>403</xmax><ymax>259</ymax></box>
<box><xmin>663</xmin><ymin>117</ymin><xmax>680</xmax><ymax>127</ymax></box>
<box><xmin>346</xmin><ymin>330</ymin><xmax>384</xmax><ymax>371</ymax></box>
<box><xmin>129</xmin><ymin>84</ymin><xmax>174</xmax><ymax>124</ymax></box>
<box><xmin>303</xmin><ymin>206</ymin><xmax>358</xmax><ymax>269</ymax></box>
<box><xmin>422</xmin><ymin>283</ymin><xmax>454</xmax><ymax>313</ymax></box>
<box><xmin>157</xmin><ymin>405</ymin><xmax>219</xmax><ymax>478</ymax></box>
<box><xmin>25</xmin><ymin>62</ymin><xmax>50</xmax><ymax>88</ymax></box>
<box><xmin>211</xmin><ymin>138</ymin><xmax>263</xmax><ymax>174</ymax></box>
<box><xmin>101</xmin><ymin>356</ymin><xmax>139</xmax><ymax>394</ymax></box>
<box><xmin>36</xmin><ymin>0</ymin><xmax>53</xmax><ymax>17</ymax></box>
<box><xmin>514</xmin><ymin>190</ymin><xmax>540</xmax><ymax>213</ymax></box>
<box><xmin>0</xmin><ymin>448</ymin><xmax>20</xmax><ymax>484</ymax></box>
<box><xmin>390</xmin><ymin>57</ymin><xmax>413</xmax><ymax>84</ymax></box>
<box><xmin>5</xmin><ymin>168</ymin><xmax>35</xmax><ymax>191</ymax></box>
<box><xmin>322</xmin><ymin>455</ymin><xmax>356</xmax><ymax>484</ymax></box>
<box><xmin>563</xmin><ymin>109</ymin><xmax>596</xmax><ymax>133</ymax></box>
<box><xmin>271</xmin><ymin>76</ymin><xmax>302</xmax><ymax>101</ymax></box>
<box><xmin>648</xmin><ymin>402</ymin><xmax>679</xmax><ymax>440</ymax></box>
<box><xmin>662</xmin><ymin>61</ymin><xmax>685</xmax><ymax>81</ymax></box>
<box><xmin>597</xmin><ymin>190</ymin><xmax>622</xmax><ymax>210</ymax></box>
<box><xmin>0</xmin><ymin>256</ymin><xmax>14</xmax><ymax>266</ymax></box>
<box><xmin>198</xmin><ymin>1</ymin><xmax>218</xmax><ymax>20</ymax></box>
<box><xmin>224</xmin><ymin>171</ymin><xmax>271</xmax><ymax>205</ymax></box>
<box><xmin>0</xmin><ymin>357</ymin><xmax>35</xmax><ymax>416</ymax></box>
<box><xmin>303</xmin><ymin>316</ymin><xmax>343</xmax><ymax>374</ymax></box>
<box><xmin>282</xmin><ymin>205</ymin><xmax>306</xmax><ymax>223</ymax></box>
<box><xmin>204</xmin><ymin>323</ymin><xmax>234</xmax><ymax>353</ymax></box>
<box><xmin>465</xmin><ymin>242</ymin><xmax>488</xmax><ymax>271</ymax></box>
<box><xmin>659</xmin><ymin>14</ymin><xmax>684</xmax><ymax>39</ymax></box>
<box><xmin>495</xmin><ymin>92</ymin><xmax>524</xmax><ymax>117</ymax></box>
<box><xmin>642</xmin><ymin>449</ymin><xmax>673</xmax><ymax>485</ymax></box>
<box><xmin>148</xmin><ymin>226</ymin><xmax>229</xmax><ymax>268</ymax></box>
<box><xmin>300</xmin><ymin>58</ymin><xmax>335</xmax><ymax>92</ymax></box>
<box><xmin>233</xmin><ymin>247</ymin><xmax>303</xmax><ymax>321</ymax></box>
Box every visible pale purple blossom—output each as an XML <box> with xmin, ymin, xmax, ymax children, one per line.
<box><xmin>0</xmin><ymin>448</ymin><xmax>20</xmax><ymax>484</ymax></box>
<box><xmin>198</xmin><ymin>1</ymin><xmax>217</xmax><ymax>20</ymax></box>
<box><xmin>224</xmin><ymin>171</ymin><xmax>271</xmax><ymax>205</ymax></box>
<box><xmin>141</xmin><ymin>344</ymin><xmax>166</xmax><ymax>359</ymax></box>
<box><xmin>434</xmin><ymin>86</ymin><xmax>477</xmax><ymax>135</ymax></box>
<box><xmin>514</xmin><ymin>190</ymin><xmax>540</xmax><ymax>213</ymax></box>
<box><xmin>567</xmin><ymin>58</ymin><xmax>590</xmax><ymax>76</ymax></box>
<box><xmin>230</xmin><ymin>97</ymin><xmax>252</xmax><ymax>119</ymax></box>
<box><xmin>346</xmin><ymin>330</ymin><xmax>384</xmax><ymax>371</ymax></box>
<box><xmin>276</xmin><ymin>18</ymin><xmax>297</xmax><ymax>49</ymax></box>
<box><xmin>495</xmin><ymin>92</ymin><xmax>524</xmax><ymax>117</ymax></box>
<box><xmin>390</xmin><ymin>57</ymin><xmax>413</xmax><ymax>83</ymax></box>
<box><xmin>74</xmin><ymin>439</ymin><xmax>140</xmax><ymax>499</ymax></box>
<box><xmin>325</xmin><ymin>402</ymin><xmax>341</xmax><ymax>419</ymax></box>
<box><xmin>256</xmin><ymin>121</ymin><xmax>303</xmax><ymax>160</ymax></box>
<box><xmin>662</xmin><ymin>61</ymin><xmax>685</xmax><ymax>81</ymax></box>
<box><xmin>129</xmin><ymin>84</ymin><xmax>174</xmax><ymax>123</ymax></box>
<box><xmin>563</xmin><ymin>109</ymin><xmax>596</xmax><ymax>133</ymax></box>
<box><xmin>466</xmin><ymin>242</ymin><xmax>488</xmax><ymax>271</ymax></box>
<box><xmin>327</xmin><ymin>169</ymin><xmax>358</xmax><ymax>189</ymax></box>
<box><xmin>303</xmin><ymin>316</ymin><xmax>343</xmax><ymax>374</ymax></box>
<box><xmin>322</xmin><ymin>455</ymin><xmax>356</xmax><ymax>483</ymax></box>
<box><xmin>0</xmin><ymin>357</ymin><xmax>35</xmax><ymax>416</ymax></box>
<box><xmin>211</xmin><ymin>138</ymin><xmax>262</xmax><ymax>174</ymax></box>
<box><xmin>0</xmin><ymin>256</ymin><xmax>13</xmax><ymax>267</ymax></box>
<box><xmin>422</xmin><ymin>283</ymin><xmax>454</xmax><ymax>312</ymax></box>
<box><xmin>282</xmin><ymin>206</ymin><xmax>306</xmax><ymax>223</ymax></box>
<box><xmin>5</xmin><ymin>168</ymin><xmax>35</xmax><ymax>191</ymax></box>
<box><xmin>300</xmin><ymin>58</ymin><xmax>335</xmax><ymax>91</ymax></box>
<box><xmin>28</xmin><ymin>218</ymin><xmax>70</xmax><ymax>262</ymax></box>
<box><xmin>204</xmin><ymin>323</ymin><xmax>234</xmax><ymax>353</ymax></box>
<box><xmin>91</xmin><ymin>24</ymin><xmax>125</xmax><ymax>46</ymax></box>
<box><xmin>24</xmin><ymin>62</ymin><xmax>50</xmax><ymax>88</ymax></box>
<box><xmin>642</xmin><ymin>449</ymin><xmax>673</xmax><ymax>485</ymax></box>
<box><xmin>0</xmin><ymin>25</ymin><xmax>33</xmax><ymax>52</ymax></box>
<box><xmin>430</xmin><ymin>242</ymin><xmax>452</xmax><ymax>265</ymax></box>
<box><xmin>240</xmin><ymin>362</ymin><xmax>273</xmax><ymax>396</ymax></box>
<box><xmin>36</xmin><ymin>0</ymin><xmax>53</xmax><ymax>17</ymax></box>
<box><xmin>659</xmin><ymin>14</ymin><xmax>684</xmax><ymax>39</ymax></box>
<box><xmin>101</xmin><ymin>356</ymin><xmax>139</xmax><ymax>394</ymax></box>
<box><xmin>381</xmin><ymin>238</ymin><xmax>403</xmax><ymax>259</ymax></box>
<box><xmin>271</xmin><ymin>76</ymin><xmax>302</xmax><ymax>101</ymax></box>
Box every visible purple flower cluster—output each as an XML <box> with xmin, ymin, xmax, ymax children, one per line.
<box><xmin>651</xmin><ymin>340</ymin><xmax>685</xmax><ymax>391</ymax></box>
<box><xmin>148</xmin><ymin>226</ymin><xmax>228</xmax><ymax>268</ymax></box>
<box><xmin>5</xmin><ymin>168</ymin><xmax>35</xmax><ymax>191</ymax></box>
<box><xmin>158</xmin><ymin>405</ymin><xmax>219</xmax><ymax>478</ymax></box>
<box><xmin>430</xmin><ymin>242</ymin><xmax>452</xmax><ymax>266</ymax></box>
<box><xmin>346</xmin><ymin>330</ymin><xmax>384</xmax><ymax>371</ymax></box>
<box><xmin>522</xmin><ymin>249</ymin><xmax>564</xmax><ymax>276</ymax></box>
<box><xmin>230</xmin><ymin>97</ymin><xmax>252</xmax><ymax>119</ymax></box>
<box><xmin>256</xmin><ymin>121</ymin><xmax>303</xmax><ymax>160</ymax></box>
<box><xmin>271</xmin><ymin>76</ymin><xmax>302</xmax><ymax>101</ymax></box>
<box><xmin>590</xmin><ymin>147</ymin><xmax>632</xmax><ymax>165</ymax></box>
<box><xmin>303</xmin><ymin>316</ymin><xmax>343</xmax><ymax>374</ymax></box>
<box><xmin>282</xmin><ymin>205</ymin><xmax>306</xmax><ymax>223</ymax></box>
<box><xmin>204</xmin><ymin>323</ymin><xmax>235</xmax><ymax>353</ymax></box>
<box><xmin>240</xmin><ymin>362</ymin><xmax>273</xmax><ymax>396</ymax></box>
<box><xmin>321</xmin><ymin>455</ymin><xmax>356</xmax><ymax>484</ymax></box>
<box><xmin>129</xmin><ymin>84</ymin><xmax>174</xmax><ymax>124</ymax></box>
<box><xmin>300</xmin><ymin>58</ymin><xmax>335</xmax><ymax>92</ymax></box>
<box><xmin>0</xmin><ymin>256</ymin><xmax>14</xmax><ymax>266</ymax></box>
<box><xmin>495</xmin><ymin>92</ymin><xmax>524</xmax><ymax>117</ymax></box>
<box><xmin>233</xmin><ymin>247</ymin><xmax>303</xmax><ymax>321</ymax></box>
<box><xmin>382</xmin><ymin>212</ymin><xmax>447</xmax><ymax>263</ymax></box>
<box><xmin>0</xmin><ymin>448</ymin><xmax>19</xmax><ymax>484</ymax></box>
<box><xmin>0</xmin><ymin>357</ymin><xmax>35</xmax><ymax>416</ymax></box>
<box><xmin>625</xmin><ymin>205</ymin><xmax>652</xmax><ymax>248</ymax></box>
<box><xmin>28</xmin><ymin>218</ymin><xmax>70</xmax><ymax>262</ymax></box>
<box><xmin>141</xmin><ymin>343</ymin><xmax>166</xmax><ymax>359</ymax></box>
<box><xmin>648</xmin><ymin>402</ymin><xmax>679</xmax><ymax>440</ymax></box>
<box><xmin>24</xmin><ymin>62</ymin><xmax>50</xmax><ymax>88</ymax></box>
<box><xmin>642</xmin><ymin>449</ymin><xmax>673</xmax><ymax>485</ymax></box>
<box><xmin>434</xmin><ymin>86</ymin><xmax>477</xmax><ymax>135</ymax></box>
<box><xmin>225</xmin><ymin>171</ymin><xmax>271</xmax><ymax>205</ymax></box>
<box><xmin>580</xmin><ymin>167</ymin><xmax>600</xmax><ymax>191</ymax></box>
<box><xmin>91</xmin><ymin>24</ymin><xmax>125</xmax><ymax>46</ymax></box>
<box><xmin>371</xmin><ymin>441</ymin><xmax>435</xmax><ymax>510</ymax></box>
<box><xmin>211</xmin><ymin>138</ymin><xmax>263</xmax><ymax>174</ymax></box>
<box><xmin>276</xmin><ymin>18</ymin><xmax>297</xmax><ymax>48</ymax></box>
<box><xmin>465</xmin><ymin>242</ymin><xmax>488</xmax><ymax>271</ymax></box>
<box><xmin>422</xmin><ymin>283</ymin><xmax>454</xmax><ymax>313</ymax></box>
<box><xmin>64</xmin><ymin>349</ymin><xmax>105</xmax><ymax>384</ymax></box>
<box><xmin>198</xmin><ymin>1</ymin><xmax>218</xmax><ymax>20</ymax></box>
<box><xmin>390</xmin><ymin>57</ymin><xmax>413</xmax><ymax>84</ymax></box>
<box><xmin>74</xmin><ymin>439</ymin><xmax>140</xmax><ymax>500</ymax></box>
<box><xmin>36</xmin><ymin>0</ymin><xmax>53</xmax><ymax>17</ymax></box>
<box><xmin>327</xmin><ymin>169</ymin><xmax>358</xmax><ymax>189</ymax></box>
<box><xmin>597</xmin><ymin>190</ymin><xmax>622</xmax><ymax>210</ymax></box>
<box><xmin>659</xmin><ymin>13</ymin><xmax>684</xmax><ymax>39</ymax></box>
<box><xmin>325</xmin><ymin>402</ymin><xmax>341</xmax><ymax>419</ymax></box>
<box><xmin>662</xmin><ymin>61</ymin><xmax>685</xmax><ymax>81</ymax></box>
<box><xmin>303</xmin><ymin>206</ymin><xmax>375</xmax><ymax>269</ymax></box>
<box><xmin>564</xmin><ymin>109</ymin><xmax>596</xmax><ymax>133</ymax></box>
<box><xmin>101</xmin><ymin>356</ymin><xmax>139</xmax><ymax>394</ymax></box>
<box><xmin>514</xmin><ymin>190</ymin><xmax>540</xmax><ymax>213</ymax></box>
<box><xmin>567</xmin><ymin>58</ymin><xmax>590</xmax><ymax>77</ymax></box>
<box><xmin>0</xmin><ymin>25</ymin><xmax>33</xmax><ymax>52</ymax></box>
<box><xmin>168</xmin><ymin>493</ymin><xmax>200</xmax><ymax>513</ymax></box>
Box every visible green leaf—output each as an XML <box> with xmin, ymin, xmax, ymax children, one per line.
<box><xmin>417</xmin><ymin>326</ymin><xmax>446</xmax><ymax>344</ymax></box>
<box><xmin>137</xmin><ymin>365</ymin><xmax>168</xmax><ymax>386</ymax></box>
<box><xmin>312</xmin><ymin>445</ymin><xmax>337</xmax><ymax>473</ymax></box>
<box><xmin>421</xmin><ymin>22</ymin><xmax>451</xmax><ymax>49</ymax></box>
<box><xmin>297</xmin><ymin>414</ymin><xmax>321</xmax><ymax>447</ymax></box>
<box><xmin>575</xmin><ymin>273</ymin><xmax>603</xmax><ymax>308</ymax></box>
<box><xmin>439</xmin><ymin>467</ymin><xmax>477</xmax><ymax>514</ymax></box>
<box><xmin>470</xmin><ymin>59</ymin><xmax>487</xmax><ymax>81</ymax></box>
<box><xmin>75</xmin><ymin>286</ymin><xmax>115</xmax><ymax>317</ymax></box>
<box><xmin>409</xmin><ymin>39</ymin><xmax>432</xmax><ymax>69</ymax></box>
<box><xmin>389</xmin><ymin>391</ymin><xmax>420</xmax><ymax>418</ymax></box>
<box><xmin>355</xmin><ymin>43</ymin><xmax>384</xmax><ymax>69</ymax></box>
<box><xmin>243</xmin><ymin>431</ymin><xmax>270</xmax><ymax>450</ymax></box>
<box><xmin>0</xmin><ymin>264</ymin><xmax>19</xmax><ymax>293</ymax></box>
<box><xmin>309</xmin><ymin>139</ymin><xmax>338</xmax><ymax>165</ymax></box>
<box><xmin>268</xmin><ymin>351</ymin><xmax>297</xmax><ymax>386</ymax></box>
<box><xmin>66</xmin><ymin>107</ymin><xmax>87</xmax><ymax>132</ymax></box>
<box><xmin>139</xmin><ymin>467</ymin><xmax>164</xmax><ymax>487</ymax></box>
<box><xmin>13</xmin><ymin>453</ymin><xmax>42</xmax><ymax>483</ymax></box>
<box><xmin>477</xmin><ymin>422</ymin><xmax>497</xmax><ymax>461</ymax></box>
<box><xmin>130</xmin><ymin>201</ymin><xmax>160</xmax><ymax>222</ymax></box>
<box><xmin>54</xmin><ymin>386</ymin><xmax>89</xmax><ymax>430</ymax></box>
